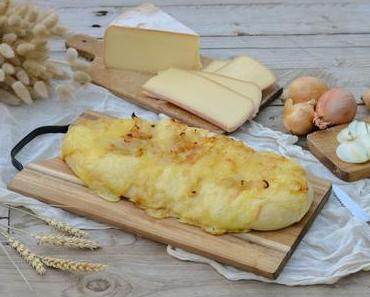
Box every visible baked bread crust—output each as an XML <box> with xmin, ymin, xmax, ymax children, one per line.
<box><xmin>62</xmin><ymin>117</ymin><xmax>312</xmax><ymax>234</ymax></box>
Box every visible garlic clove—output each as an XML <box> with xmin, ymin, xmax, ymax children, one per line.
<box><xmin>348</xmin><ymin>120</ymin><xmax>369</xmax><ymax>137</ymax></box>
<box><xmin>337</xmin><ymin>120</ymin><xmax>370</xmax><ymax>143</ymax></box>
<box><xmin>357</xmin><ymin>134</ymin><xmax>370</xmax><ymax>155</ymax></box>
<box><xmin>336</xmin><ymin>141</ymin><xmax>370</xmax><ymax>164</ymax></box>
<box><xmin>347</xmin><ymin>120</ymin><xmax>359</xmax><ymax>133</ymax></box>
<box><xmin>337</xmin><ymin>127</ymin><xmax>354</xmax><ymax>143</ymax></box>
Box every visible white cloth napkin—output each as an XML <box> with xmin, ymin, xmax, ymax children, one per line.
<box><xmin>0</xmin><ymin>82</ymin><xmax>369</xmax><ymax>286</ymax></box>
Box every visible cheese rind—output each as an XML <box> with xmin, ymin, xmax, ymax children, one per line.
<box><xmin>104</xmin><ymin>4</ymin><xmax>202</xmax><ymax>73</ymax></box>
<box><xmin>216</xmin><ymin>56</ymin><xmax>276</xmax><ymax>90</ymax></box>
<box><xmin>111</xmin><ymin>3</ymin><xmax>196</xmax><ymax>34</ymax></box>
<box><xmin>202</xmin><ymin>60</ymin><xmax>228</xmax><ymax>72</ymax></box>
<box><xmin>195</xmin><ymin>71</ymin><xmax>262</xmax><ymax>117</ymax></box>
<box><xmin>142</xmin><ymin>68</ymin><xmax>255</xmax><ymax>132</ymax></box>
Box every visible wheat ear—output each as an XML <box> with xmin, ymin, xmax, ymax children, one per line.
<box><xmin>0</xmin><ymin>240</ymin><xmax>33</xmax><ymax>291</ymax></box>
<box><xmin>41</xmin><ymin>218</ymin><xmax>89</xmax><ymax>238</ymax></box>
<box><xmin>1</xmin><ymin>232</ymin><xmax>46</xmax><ymax>275</ymax></box>
<box><xmin>41</xmin><ymin>256</ymin><xmax>107</xmax><ymax>272</ymax></box>
<box><xmin>33</xmin><ymin>234</ymin><xmax>99</xmax><ymax>250</ymax></box>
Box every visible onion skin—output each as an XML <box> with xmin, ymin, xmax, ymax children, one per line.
<box><xmin>286</xmin><ymin>76</ymin><xmax>328</xmax><ymax>104</ymax></box>
<box><xmin>283</xmin><ymin>98</ymin><xmax>315</xmax><ymax>136</ymax></box>
<box><xmin>362</xmin><ymin>89</ymin><xmax>370</xmax><ymax>111</ymax></box>
<box><xmin>314</xmin><ymin>88</ymin><xmax>357</xmax><ymax>129</ymax></box>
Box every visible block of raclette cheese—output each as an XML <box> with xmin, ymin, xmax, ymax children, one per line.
<box><xmin>104</xmin><ymin>3</ymin><xmax>202</xmax><ymax>73</ymax></box>
<box><xmin>216</xmin><ymin>56</ymin><xmax>276</xmax><ymax>90</ymax></box>
<box><xmin>195</xmin><ymin>71</ymin><xmax>262</xmax><ymax>116</ymax></box>
<box><xmin>142</xmin><ymin>68</ymin><xmax>255</xmax><ymax>132</ymax></box>
<box><xmin>202</xmin><ymin>60</ymin><xmax>229</xmax><ymax>72</ymax></box>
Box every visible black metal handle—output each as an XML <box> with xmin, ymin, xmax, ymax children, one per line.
<box><xmin>11</xmin><ymin>125</ymin><xmax>70</xmax><ymax>171</ymax></box>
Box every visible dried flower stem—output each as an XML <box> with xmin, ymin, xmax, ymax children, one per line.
<box><xmin>0</xmin><ymin>231</ymin><xmax>46</xmax><ymax>275</ymax></box>
<box><xmin>33</xmin><ymin>234</ymin><xmax>99</xmax><ymax>250</ymax></box>
<box><xmin>41</xmin><ymin>256</ymin><xmax>107</xmax><ymax>272</ymax></box>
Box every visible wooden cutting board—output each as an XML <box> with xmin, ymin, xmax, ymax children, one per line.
<box><xmin>8</xmin><ymin>111</ymin><xmax>331</xmax><ymax>279</ymax></box>
<box><xmin>65</xmin><ymin>34</ymin><xmax>283</xmax><ymax>133</ymax></box>
<box><xmin>307</xmin><ymin>120</ymin><xmax>370</xmax><ymax>182</ymax></box>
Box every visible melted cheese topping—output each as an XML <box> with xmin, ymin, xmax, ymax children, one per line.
<box><xmin>61</xmin><ymin>117</ymin><xmax>312</xmax><ymax>234</ymax></box>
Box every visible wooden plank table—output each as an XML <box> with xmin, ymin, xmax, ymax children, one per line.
<box><xmin>4</xmin><ymin>0</ymin><xmax>370</xmax><ymax>295</ymax></box>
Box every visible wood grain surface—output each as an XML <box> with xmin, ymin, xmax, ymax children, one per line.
<box><xmin>8</xmin><ymin>111</ymin><xmax>332</xmax><ymax>280</ymax></box>
<box><xmin>65</xmin><ymin>34</ymin><xmax>282</xmax><ymax>132</ymax></box>
<box><xmin>8</xmin><ymin>155</ymin><xmax>331</xmax><ymax>280</ymax></box>
<box><xmin>307</xmin><ymin>120</ymin><xmax>370</xmax><ymax>181</ymax></box>
<box><xmin>3</xmin><ymin>0</ymin><xmax>370</xmax><ymax>295</ymax></box>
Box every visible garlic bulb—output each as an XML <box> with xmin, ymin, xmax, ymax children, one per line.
<box><xmin>336</xmin><ymin>120</ymin><xmax>370</xmax><ymax>164</ymax></box>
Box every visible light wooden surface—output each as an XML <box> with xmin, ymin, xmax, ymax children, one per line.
<box><xmin>7</xmin><ymin>111</ymin><xmax>332</xmax><ymax>280</ymax></box>
<box><xmin>307</xmin><ymin>121</ymin><xmax>370</xmax><ymax>181</ymax></box>
<box><xmin>4</xmin><ymin>0</ymin><xmax>370</xmax><ymax>295</ymax></box>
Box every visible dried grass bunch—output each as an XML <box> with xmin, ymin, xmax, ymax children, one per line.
<box><xmin>0</xmin><ymin>0</ymin><xmax>91</xmax><ymax>105</ymax></box>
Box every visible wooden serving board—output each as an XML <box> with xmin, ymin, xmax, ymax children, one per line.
<box><xmin>8</xmin><ymin>111</ymin><xmax>331</xmax><ymax>279</ymax></box>
<box><xmin>307</xmin><ymin>120</ymin><xmax>370</xmax><ymax>182</ymax></box>
<box><xmin>65</xmin><ymin>34</ymin><xmax>283</xmax><ymax>133</ymax></box>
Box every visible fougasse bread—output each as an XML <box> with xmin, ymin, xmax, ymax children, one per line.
<box><xmin>61</xmin><ymin>116</ymin><xmax>312</xmax><ymax>234</ymax></box>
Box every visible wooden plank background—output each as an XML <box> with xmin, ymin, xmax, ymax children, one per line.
<box><xmin>3</xmin><ymin>0</ymin><xmax>370</xmax><ymax>295</ymax></box>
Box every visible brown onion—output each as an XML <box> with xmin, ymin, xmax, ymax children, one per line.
<box><xmin>362</xmin><ymin>89</ymin><xmax>370</xmax><ymax>111</ymax></box>
<box><xmin>314</xmin><ymin>88</ymin><xmax>357</xmax><ymax>129</ymax></box>
<box><xmin>286</xmin><ymin>76</ymin><xmax>328</xmax><ymax>104</ymax></box>
<box><xmin>283</xmin><ymin>98</ymin><xmax>315</xmax><ymax>136</ymax></box>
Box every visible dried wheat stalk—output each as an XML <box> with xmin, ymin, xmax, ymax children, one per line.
<box><xmin>41</xmin><ymin>217</ymin><xmax>89</xmax><ymax>238</ymax></box>
<box><xmin>1</xmin><ymin>232</ymin><xmax>46</xmax><ymax>275</ymax></box>
<box><xmin>33</xmin><ymin>233</ymin><xmax>99</xmax><ymax>250</ymax></box>
<box><xmin>41</xmin><ymin>256</ymin><xmax>107</xmax><ymax>272</ymax></box>
<box><xmin>2</xmin><ymin>203</ymin><xmax>89</xmax><ymax>238</ymax></box>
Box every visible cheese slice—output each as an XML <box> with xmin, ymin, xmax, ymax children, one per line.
<box><xmin>216</xmin><ymin>56</ymin><xmax>276</xmax><ymax>90</ymax></box>
<box><xmin>142</xmin><ymin>68</ymin><xmax>254</xmax><ymax>132</ymax></box>
<box><xmin>195</xmin><ymin>71</ymin><xmax>262</xmax><ymax>116</ymax></box>
<box><xmin>202</xmin><ymin>60</ymin><xmax>228</xmax><ymax>72</ymax></box>
<box><xmin>104</xmin><ymin>4</ymin><xmax>202</xmax><ymax>73</ymax></box>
